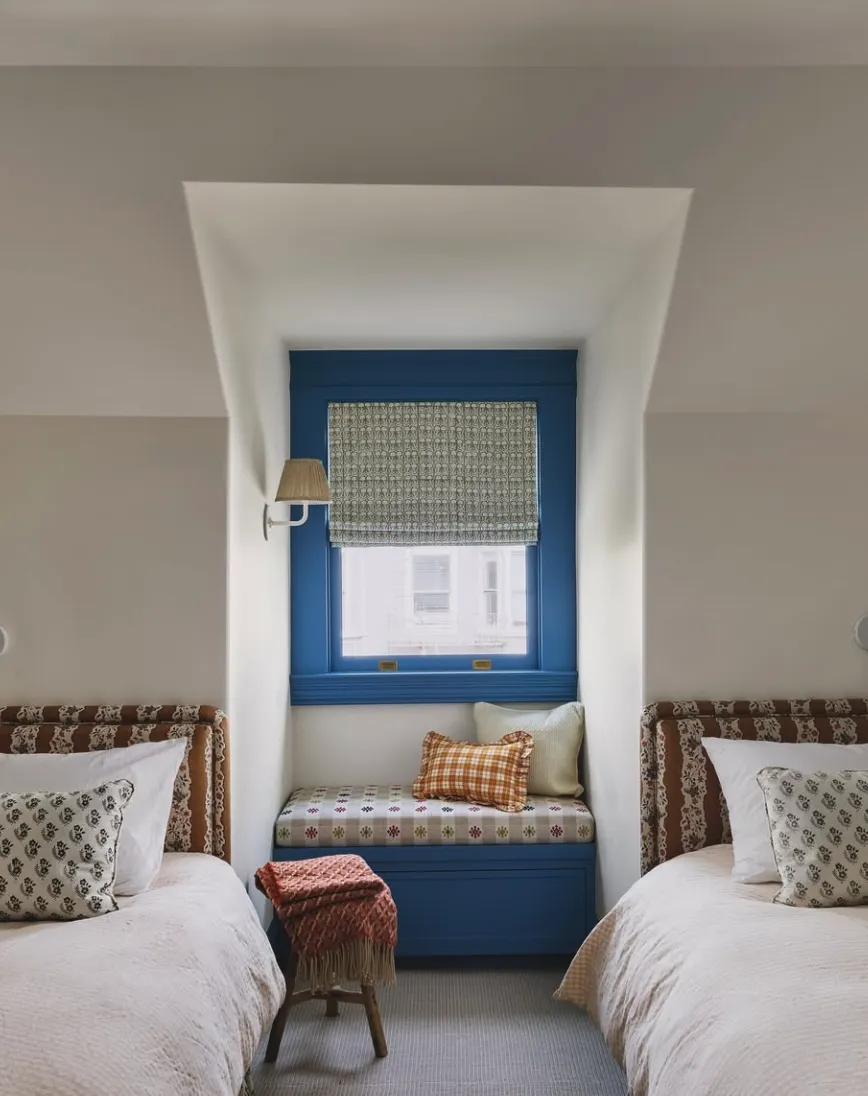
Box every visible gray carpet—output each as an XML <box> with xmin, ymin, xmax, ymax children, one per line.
<box><xmin>249</xmin><ymin>968</ymin><xmax>627</xmax><ymax>1096</ymax></box>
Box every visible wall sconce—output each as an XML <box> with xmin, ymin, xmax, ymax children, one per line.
<box><xmin>263</xmin><ymin>459</ymin><xmax>331</xmax><ymax>540</ymax></box>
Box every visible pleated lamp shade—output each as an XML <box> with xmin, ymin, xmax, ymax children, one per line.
<box><xmin>274</xmin><ymin>459</ymin><xmax>331</xmax><ymax>504</ymax></box>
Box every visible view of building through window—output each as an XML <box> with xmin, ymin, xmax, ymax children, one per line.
<box><xmin>341</xmin><ymin>546</ymin><xmax>528</xmax><ymax>656</ymax></box>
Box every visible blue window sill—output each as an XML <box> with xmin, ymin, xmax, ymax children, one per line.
<box><xmin>290</xmin><ymin>670</ymin><xmax>578</xmax><ymax>706</ymax></box>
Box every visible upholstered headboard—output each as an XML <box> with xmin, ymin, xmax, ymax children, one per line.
<box><xmin>640</xmin><ymin>699</ymin><xmax>868</xmax><ymax>875</ymax></box>
<box><xmin>0</xmin><ymin>704</ymin><xmax>230</xmax><ymax>861</ymax></box>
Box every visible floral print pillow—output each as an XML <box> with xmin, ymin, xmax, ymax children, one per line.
<box><xmin>757</xmin><ymin>767</ymin><xmax>868</xmax><ymax>908</ymax></box>
<box><xmin>0</xmin><ymin>779</ymin><xmax>134</xmax><ymax>920</ymax></box>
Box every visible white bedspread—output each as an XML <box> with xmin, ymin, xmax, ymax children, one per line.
<box><xmin>557</xmin><ymin>845</ymin><xmax>868</xmax><ymax>1096</ymax></box>
<box><xmin>0</xmin><ymin>853</ymin><xmax>284</xmax><ymax>1096</ymax></box>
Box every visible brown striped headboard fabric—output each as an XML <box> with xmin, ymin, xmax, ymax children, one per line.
<box><xmin>0</xmin><ymin>704</ymin><xmax>230</xmax><ymax>862</ymax></box>
<box><xmin>640</xmin><ymin>699</ymin><xmax>868</xmax><ymax>875</ymax></box>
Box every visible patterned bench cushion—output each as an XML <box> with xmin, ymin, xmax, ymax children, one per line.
<box><xmin>275</xmin><ymin>785</ymin><xmax>595</xmax><ymax>847</ymax></box>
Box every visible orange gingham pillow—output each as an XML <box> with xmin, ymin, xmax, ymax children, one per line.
<box><xmin>412</xmin><ymin>731</ymin><xmax>535</xmax><ymax>813</ymax></box>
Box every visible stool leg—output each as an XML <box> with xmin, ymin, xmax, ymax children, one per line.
<box><xmin>265</xmin><ymin>950</ymin><xmax>299</xmax><ymax>1064</ymax></box>
<box><xmin>325</xmin><ymin>994</ymin><xmax>339</xmax><ymax>1018</ymax></box>
<box><xmin>360</xmin><ymin>983</ymin><xmax>388</xmax><ymax>1059</ymax></box>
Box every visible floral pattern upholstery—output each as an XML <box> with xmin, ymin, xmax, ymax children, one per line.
<box><xmin>275</xmin><ymin>785</ymin><xmax>594</xmax><ymax>847</ymax></box>
<box><xmin>0</xmin><ymin>705</ymin><xmax>230</xmax><ymax>861</ymax></box>
<box><xmin>640</xmin><ymin>699</ymin><xmax>868</xmax><ymax>875</ymax></box>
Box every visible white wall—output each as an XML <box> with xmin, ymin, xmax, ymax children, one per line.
<box><xmin>293</xmin><ymin>701</ymin><xmax>563</xmax><ymax>788</ymax></box>
<box><xmin>645</xmin><ymin>413</ymin><xmax>868</xmax><ymax>699</ymax></box>
<box><xmin>4</xmin><ymin>69</ymin><xmax>868</xmax><ymax>911</ymax></box>
<box><xmin>578</xmin><ymin>211</ymin><xmax>688</xmax><ymax>910</ymax></box>
<box><xmin>0</xmin><ymin>416</ymin><xmax>228</xmax><ymax>703</ymax></box>
<box><xmin>187</xmin><ymin>223</ymin><xmax>293</xmax><ymax>914</ymax></box>
<box><xmin>294</xmin><ymin>704</ymin><xmax>476</xmax><ymax>787</ymax></box>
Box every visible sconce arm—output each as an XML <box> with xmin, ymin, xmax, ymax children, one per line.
<box><xmin>263</xmin><ymin>502</ymin><xmax>310</xmax><ymax>540</ymax></box>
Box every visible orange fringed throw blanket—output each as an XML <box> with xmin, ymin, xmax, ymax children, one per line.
<box><xmin>255</xmin><ymin>855</ymin><xmax>397</xmax><ymax>991</ymax></box>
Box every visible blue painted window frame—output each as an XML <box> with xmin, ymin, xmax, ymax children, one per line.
<box><xmin>290</xmin><ymin>350</ymin><xmax>578</xmax><ymax>705</ymax></box>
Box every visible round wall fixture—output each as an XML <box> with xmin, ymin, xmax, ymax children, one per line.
<box><xmin>855</xmin><ymin>614</ymin><xmax>868</xmax><ymax>651</ymax></box>
<box><xmin>0</xmin><ymin>626</ymin><xmax>9</xmax><ymax>657</ymax></box>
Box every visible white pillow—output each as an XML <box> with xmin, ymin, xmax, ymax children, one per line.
<box><xmin>702</xmin><ymin>736</ymin><xmax>868</xmax><ymax>883</ymax></box>
<box><xmin>0</xmin><ymin>738</ymin><xmax>185</xmax><ymax>895</ymax></box>
<box><xmin>473</xmin><ymin>701</ymin><xmax>584</xmax><ymax>796</ymax></box>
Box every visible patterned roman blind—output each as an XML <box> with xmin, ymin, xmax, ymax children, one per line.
<box><xmin>328</xmin><ymin>401</ymin><xmax>539</xmax><ymax>546</ymax></box>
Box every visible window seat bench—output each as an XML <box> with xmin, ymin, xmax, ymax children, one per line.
<box><xmin>271</xmin><ymin>786</ymin><xmax>597</xmax><ymax>957</ymax></box>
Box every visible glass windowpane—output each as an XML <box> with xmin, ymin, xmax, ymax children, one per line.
<box><xmin>340</xmin><ymin>545</ymin><xmax>527</xmax><ymax>656</ymax></box>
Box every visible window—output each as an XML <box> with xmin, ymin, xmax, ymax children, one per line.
<box><xmin>412</xmin><ymin>552</ymin><xmax>451</xmax><ymax>620</ymax></box>
<box><xmin>480</xmin><ymin>548</ymin><xmax>528</xmax><ymax>634</ymax></box>
<box><xmin>482</xmin><ymin>555</ymin><xmax>499</xmax><ymax>627</ymax></box>
<box><xmin>340</xmin><ymin>545</ymin><xmax>528</xmax><ymax>657</ymax></box>
<box><xmin>510</xmin><ymin>548</ymin><xmax>527</xmax><ymax>626</ymax></box>
<box><xmin>289</xmin><ymin>350</ymin><xmax>577</xmax><ymax>704</ymax></box>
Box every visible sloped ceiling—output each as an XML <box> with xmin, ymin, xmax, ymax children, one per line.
<box><xmin>3</xmin><ymin>0</ymin><xmax>868</xmax><ymax>65</ymax></box>
<box><xmin>2</xmin><ymin>68</ymin><xmax>868</xmax><ymax>416</ymax></box>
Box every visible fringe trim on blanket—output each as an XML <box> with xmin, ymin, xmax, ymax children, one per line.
<box><xmin>238</xmin><ymin>1070</ymin><xmax>255</xmax><ymax>1096</ymax></box>
<box><xmin>297</xmin><ymin>939</ymin><xmax>397</xmax><ymax>992</ymax></box>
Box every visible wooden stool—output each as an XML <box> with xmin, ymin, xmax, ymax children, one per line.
<box><xmin>265</xmin><ymin>946</ymin><xmax>388</xmax><ymax>1063</ymax></box>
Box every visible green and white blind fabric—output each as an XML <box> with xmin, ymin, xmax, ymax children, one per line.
<box><xmin>327</xmin><ymin>401</ymin><xmax>539</xmax><ymax>546</ymax></box>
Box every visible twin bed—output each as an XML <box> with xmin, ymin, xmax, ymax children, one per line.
<box><xmin>0</xmin><ymin>704</ymin><xmax>284</xmax><ymax>1096</ymax></box>
<box><xmin>12</xmin><ymin>697</ymin><xmax>866</xmax><ymax>1094</ymax></box>
<box><xmin>558</xmin><ymin>699</ymin><xmax>868</xmax><ymax>1096</ymax></box>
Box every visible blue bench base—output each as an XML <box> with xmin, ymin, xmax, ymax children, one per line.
<box><xmin>270</xmin><ymin>844</ymin><xmax>597</xmax><ymax>958</ymax></box>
